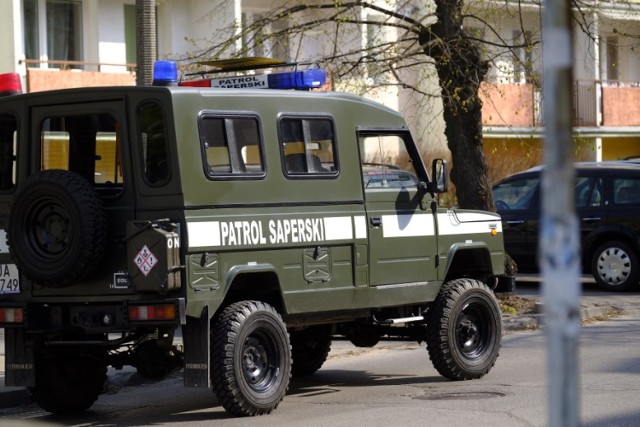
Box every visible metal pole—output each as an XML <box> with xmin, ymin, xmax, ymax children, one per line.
<box><xmin>540</xmin><ymin>0</ymin><xmax>580</xmax><ymax>425</ymax></box>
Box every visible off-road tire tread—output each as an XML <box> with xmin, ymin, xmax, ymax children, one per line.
<box><xmin>425</xmin><ymin>278</ymin><xmax>502</xmax><ymax>381</ymax></box>
<box><xmin>7</xmin><ymin>169</ymin><xmax>106</xmax><ymax>287</ymax></box>
<box><xmin>290</xmin><ymin>325</ymin><xmax>332</xmax><ymax>377</ymax></box>
<box><xmin>211</xmin><ymin>301</ymin><xmax>291</xmax><ymax>417</ymax></box>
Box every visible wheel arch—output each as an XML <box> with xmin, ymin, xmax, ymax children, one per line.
<box><xmin>442</xmin><ymin>242</ymin><xmax>496</xmax><ymax>284</ymax></box>
<box><xmin>220</xmin><ymin>265</ymin><xmax>286</xmax><ymax>314</ymax></box>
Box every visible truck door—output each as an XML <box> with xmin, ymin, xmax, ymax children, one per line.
<box><xmin>358</xmin><ymin>130</ymin><xmax>438</xmax><ymax>286</ymax></box>
<box><xmin>28</xmin><ymin>101</ymin><xmax>136</xmax><ymax>294</ymax></box>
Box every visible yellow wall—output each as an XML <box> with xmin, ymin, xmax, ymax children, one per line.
<box><xmin>601</xmin><ymin>137</ymin><xmax>640</xmax><ymax>161</ymax></box>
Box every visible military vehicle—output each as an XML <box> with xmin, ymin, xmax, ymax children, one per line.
<box><xmin>0</xmin><ymin>61</ymin><xmax>509</xmax><ymax>417</ymax></box>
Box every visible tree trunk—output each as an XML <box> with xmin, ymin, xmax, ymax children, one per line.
<box><xmin>420</xmin><ymin>0</ymin><xmax>494</xmax><ymax>212</ymax></box>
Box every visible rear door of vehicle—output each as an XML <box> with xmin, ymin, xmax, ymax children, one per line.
<box><xmin>29</xmin><ymin>98</ymin><xmax>136</xmax><ymax>295</ymax></box>
<box><xmin>575</xmin><ymin>169</ymin><xmax>606</xmax><ymax>250</ymax></box>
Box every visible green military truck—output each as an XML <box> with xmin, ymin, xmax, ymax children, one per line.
<box><xmin>0</xmin><ymin>62</ymin><xmax>509</xmax><ymax>417</ymax></box>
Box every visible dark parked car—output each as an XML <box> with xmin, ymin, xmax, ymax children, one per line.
<box><xmin>493</xmin><ymin>161</ymin><xmax>640</xmax><ymax>291</ymax></box>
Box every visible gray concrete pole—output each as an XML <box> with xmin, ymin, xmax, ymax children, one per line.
<box><xmin>540</xmin><ymin>0</ymin><xmax>581</xmax><ymax>426</ymax></box>
<box><xmin>135</xmin><ymin>0</ymin><xmax>157</xmax><ymax>86</ymax></box>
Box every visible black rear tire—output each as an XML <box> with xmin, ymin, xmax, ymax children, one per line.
<box><xmin>7</xmin><ymin>170</ymin><xmax>106</xmax><ymax>287</ymax></box>
<box><xmin>29</xmin><ymin>347</ymin><xmax>107</xmax><ymax>414</ymax></box>
<box><xmin>211</xmin><ymin>301</ymin><xmax>291</xmax><ymax>416</ymax></box>
<box><xmin>591</xmin><ymin>240</ymin><xmax>640</xmax><ymax>291</ymax></box>
<box><xmin>426</xmin><ymin>278</ymin><xmax>502</xmax><ymax>380</ymax></box>
<box><xmin>290</xmin><ymin>325</ymin><xmax>332</xmax><ymax>377</ymax></box>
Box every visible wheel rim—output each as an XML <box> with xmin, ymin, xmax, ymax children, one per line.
<box><xmin>242</xmin><ymin>328</ymin><xmax>280</xmax><ymax>393</ymax></box>
<box><xmin>26</xmin><ymin>197</ymin><xmax>73</xmax><ymax>259</ymax></box>
<box><xmin>597</xmin><ymin>246</ymin><xmax>631</xmax><ymax>286</ymax></box>
<box><xmin>455</xmin><ymin>300</ymin><xmax>492</xmax><ymax>360</ymax></box>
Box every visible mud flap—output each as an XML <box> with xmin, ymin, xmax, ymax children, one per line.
<box><xmin>5</xmin><ymin>329</ymin><xmax>34</xmax><ymax>387</ymax></box>
<box><xmin>182</xmin><ymin>307</ymin><xmax>210</xmax><ymax>388</ymax></box>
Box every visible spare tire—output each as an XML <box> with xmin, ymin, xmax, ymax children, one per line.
<box><xmin>7</xmin><ymin>170</ymin><xmax>107</xmax><ymax>288</ymax></box>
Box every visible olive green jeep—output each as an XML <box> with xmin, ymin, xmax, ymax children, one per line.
<box><xmin>0</xmin><ymin>64</ymin><xmax>508</xmax><ymax>417</ymax></box>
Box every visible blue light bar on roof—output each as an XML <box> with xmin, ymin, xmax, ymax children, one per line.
<box><xmin>152</xmin><ymin>60</ymin><xmax>178</xmax><ymax>86</ymax></box>
<box><xmin>180</xmin><ymin>69</ymin><xmax>327</xmax><ymax>90</ymax></box>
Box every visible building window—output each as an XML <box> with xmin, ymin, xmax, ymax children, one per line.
<box><xmin>23</xmin><ymin>0</ymin><xmax>83</xmax><ymax>69</ymax></box>
<box><xmin>241</xmin><ymin>10</ymin><xmax>289</xmax><ymax>61</ymax></box>
<box><xmin>513</xmin><ymin>30</ymin><xmax>534</xmax><ymax>84</ymax></box>
<box><xmin>606</xmin><ymin>36</ymin><xmax>619</xmax><ymax>81</ymax></box>
<box><xmin>365</xmin><ymin>14</ymin><xmax>389</xmax><ymax>83</ymax></box>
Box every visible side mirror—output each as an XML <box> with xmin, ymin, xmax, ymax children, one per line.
<box><xmin>431</xmin><ymin>159</ymin><xmax>448</xmax><ymax>193</ymax></box>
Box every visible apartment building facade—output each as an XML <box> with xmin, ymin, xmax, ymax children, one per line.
<box><xmin>1</xmin><ymin>0</ymin><xmax>639</xmax><ymax>182</ymax></box>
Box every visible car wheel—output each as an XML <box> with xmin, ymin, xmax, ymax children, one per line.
<box><xmin>211</xmin><ymin>301</ymin><xmax>291</xmax><ymax>416</ymax></box>
<box><xmin>29</xmin><ymin>347</ymin><xmax>107</xmax><ymax>414</ymax></box>
<box><xmin>290</xmin><ymin>325</ymin><xmax>332</xmax><ymax>377</ymax></box>
<box><xmin>591</xmin><ymin>241</ymin><xmax>640</xmax><ymax>292</ymax></box>
<box><xmin>426</xmin><ymin>278</ymin><xmax>502</xmax><ymax>380</ymax></box>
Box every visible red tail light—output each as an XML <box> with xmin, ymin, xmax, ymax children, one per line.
<box><xmin>0</xmin><ymin>307</ymin><xmax>24</xmax><ymax>323</ymax></box>
<box><xmin>128</xmin><ymin>304</ymin><xmax>176</xmax><ymax>321</ymax></box>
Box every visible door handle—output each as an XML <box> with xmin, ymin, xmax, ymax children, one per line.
<box><xmin>582</xmin><ymin>217</ymin><xmax>602</xmax><ymax>222</ymax></box>
<box><xmin>505</xmin><ymin>220</ymin><xmax>524</xmax><ymax>225</ymax></box>
<box><xmin>370</xmin><ymin>217</ymin><xmax>382</xmax><ymax>227</ymax></box>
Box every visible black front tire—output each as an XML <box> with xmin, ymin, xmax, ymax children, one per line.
<box><xmin>426</xmin><ymin>278</ymin><xmax>502</xmax><ymax>380</ymax></box>
<box><xmin>591</xmin><ymin>240</ymin><xmax>640</xmax><ymax>292</ymax></box>
<box><xmin>290</xmin><ymin>325</ymin><xmax>332</xmax><ymax>377</ymax></box>
<box><xmin>29</xmin><ymin>347</ymin><xmax>107</xmax><ymax>414</ymax></box>
<box><xmin>211</xmin><ymin>301</ymin><xmax>291</xmax><ymax>416</ymax></box>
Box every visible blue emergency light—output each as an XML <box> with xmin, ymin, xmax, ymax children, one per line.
<box><xmin>267</xmin><ymin>69</ymin><xmax>326</xmax><ymax>90</ymax></box>
<box><xmin>152</xmin><ymin>61</ymin><xmax>178</xmax><ymax>86</ymax></box>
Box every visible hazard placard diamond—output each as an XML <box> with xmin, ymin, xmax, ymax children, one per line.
<box><xmin>134</xmin><ymin>245</ymin><xmax>158</xmax><ymax>277</ymax></box>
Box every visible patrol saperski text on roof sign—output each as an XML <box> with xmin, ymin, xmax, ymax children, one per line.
<box><xmin>210</xmin><ymin>75</ymin><xmax>268</xmax><ymax>89</ymax></box>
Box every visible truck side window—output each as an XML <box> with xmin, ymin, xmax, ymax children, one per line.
<box><xmin>138</xmin><ymin>102</ymin><xmax>170</xmax><ymax>186</ymax></box>
<box><xmin>279</xmin><ymin>117</ymin><xmax>337</xmax><ymax>176</ymax></box>
<box><xmin>41</xmin><ymin>113</ymin><xmax>123</xmax><ymax>186</ymax></box>
<box><xmin>0</xmin><ymin>114</ymin><xmax>17</xmax><ymax>191</ymax></box>
<box><xmin>358</xmin><ymin>133</ymin><xmax>419</xmax><ymax>189</ymax></box>
<box><xmin>198</xmin><ymin>114</ymin><xmax>265</xmax><ymax>178</ymax></box>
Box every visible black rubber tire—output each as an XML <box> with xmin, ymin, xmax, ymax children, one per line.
<box><xmin>29</xmin><ymin>347</ymin><xmax>107</xmax><ymax>414</ymax></box>
<box><xmin>348</xmin><ymin>327</ymin><xmax>380</xmax><ymax>348</ymax></box>
<box><xmin>211</xmin><ymin>301</ymin><xmax>291</xmax><ymax>416</ymax></box>
<box><xmin>426</xmin><ymin>278</ymin><xmax>502</xmax><ymax>380</ymax></box>
<box><xmin>591</xmin><ymin>241</ymin><xmax>640</xmax><ymax>292</ymax></box>
<box><xmin>290</xmin><ymin>325</ymin><xmax>332</xmax><ymax>377</ymax></box>
<box><xmin>7</xmin><ymin>169</ymin><xmax>106</xmax><ymax>287</ymax></box>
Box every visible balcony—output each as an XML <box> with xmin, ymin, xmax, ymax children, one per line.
<box><xmin>20</xmin><ymin>59</ymin><xmax>136</xmax><ymax>92</ymax></box>
<box><xmin>480</xmin><ymin>80</ymin><xmax>640</xmax><ymax>129</ymax></box>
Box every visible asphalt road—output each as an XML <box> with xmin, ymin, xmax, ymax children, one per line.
<box><xmin>1</xmin><ymin>305</ymin><xmax>639</xmax><ymax>426</ymax></box>
<box><xmin>1</xmin><ymin>276</ymin><xmax>639</xmax><ymax>426</ymax></box>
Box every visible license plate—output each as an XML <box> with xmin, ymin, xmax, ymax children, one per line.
<box><xmin>0</xmin><ymin>264</ymin><xmax>20</xmax><ymax>294</ymax></box>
